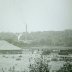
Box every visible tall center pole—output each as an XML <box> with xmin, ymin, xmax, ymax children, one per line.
<box><xmin>25</xmin><ymin>24</ymin><xmax>27</xmax><ymax>41</ymax></box>
<box><xmin>26</xmin><ymin>24</ymin><xmax>27</xmax><ymax>33</ymax></box>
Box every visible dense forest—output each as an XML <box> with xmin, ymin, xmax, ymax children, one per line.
<box><xmin>0</xmin><ymin>29</ymin><xmax>72</xmax><ymax>47</ymax></box>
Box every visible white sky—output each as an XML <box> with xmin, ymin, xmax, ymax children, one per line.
<box><xmin>0</xmin><ymin>0</ymin><xmax>72</xmax><ymax>33</ymax></box>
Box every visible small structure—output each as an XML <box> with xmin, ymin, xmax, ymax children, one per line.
<box><xmin>0</xmin><ymin>40</ymin><xmax>22</xmax><ymax>54</ymax></box>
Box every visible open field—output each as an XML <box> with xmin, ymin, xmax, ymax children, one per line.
<box><xmin>0</xmin><ymin>49</ymin><xmax>72</xmax><ymax>72</ymax></box>
<box><xmin>23</xmin><ymin>46</ymin><xmax>72</xmax><ymax>50</ymax></box>
<box><xmin>0</xmin><ymin>41</ymin><xmax>72</xmax><ymax>72</ymax></box>
<box><xmin>0</xmin><ymin>50</ymin><xmax>41</xmax><ymax>72</ymax></box>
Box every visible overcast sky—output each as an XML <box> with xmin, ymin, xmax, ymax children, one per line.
<box><xmin>0</xmin><ymin>0</ymin><xmax>72</xmax><ymax>33</ymax></box>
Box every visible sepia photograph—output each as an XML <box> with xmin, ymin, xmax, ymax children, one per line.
<box><xmin>0</xmin><ymin>0</ymin><xmax>72</xmax><ymax>72</ymax></box>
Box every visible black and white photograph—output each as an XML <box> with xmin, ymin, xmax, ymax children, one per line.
<box><xmin>0</xmin><ymin>0</ymin><xmax>72</xmax><ymax>72</ymax></box>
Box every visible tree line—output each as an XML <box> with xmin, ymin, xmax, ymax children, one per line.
<box><xmin>0</xmin><ymin>29</ymin><xmax>72</xmax><ymax>47</ymax></box>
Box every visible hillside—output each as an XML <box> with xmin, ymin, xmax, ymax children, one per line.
<box><xmin>0</xmin><ymin>30</ymin><xmax>72</xmax><ymax>47</ymax></box>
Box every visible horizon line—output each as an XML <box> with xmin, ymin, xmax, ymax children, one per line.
<box><xmin>0</xmin><ymin>29</ymin><xmax>72</xmax><ymax>33</ymax></box>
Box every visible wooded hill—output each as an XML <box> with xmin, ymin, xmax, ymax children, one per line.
<box><xmin>0</xmin><ymin>29</ymin><xmax>72</xmax><ymax>47</ymax></box>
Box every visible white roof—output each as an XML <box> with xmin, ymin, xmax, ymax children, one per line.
<box><xmin>0</xmin><ymin>40</ymin><xmax>21</xmax><ymax>50</ymax></box>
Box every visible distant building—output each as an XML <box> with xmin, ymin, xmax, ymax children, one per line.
<box><xmin>0</xmin><ymin>40</ymin><xmax>22</xmax><ymax>54</ymax></box>
<box><xmin>16</xmin><ymin>24</ymin><xmax>33</xmax><ymax>44</ymax></box>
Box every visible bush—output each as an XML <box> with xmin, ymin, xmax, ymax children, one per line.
<box><xmin>42</xmin><ymin>50</ymin><xmax>50</xmax><ymax>55</ymax></box>
<box><xmin>57</xmin><ymin>62</ymin><xmax>72</xmax><ymax>72</ymax></box>
<box><xmin>29</xmin><ymin>55</ymin><xmax>49</xmax><ymax>72</ymax></box>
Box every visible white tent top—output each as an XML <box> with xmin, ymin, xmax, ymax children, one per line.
<box><xmin>0</xmin><ymin>40</ymin><xmax>21</xmax><ymax>50</ymax></box>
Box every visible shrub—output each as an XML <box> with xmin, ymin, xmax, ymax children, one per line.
<box><xmin>29</xmin><ymin>55</ymin><xmax>49</xmax><ymax>72</ymax></box>
<box><xmin>57</xmin><ymin>62</ymin><xmax>72</xmax><ymax>72</ymax></box>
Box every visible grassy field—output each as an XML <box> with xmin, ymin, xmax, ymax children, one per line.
<box><xmin>0</xmin><ymin>49</ymin><xmax>70</xmax><ymax>72</ymax></box>
<box><xmin>0</xmin><ymin>41</ymin><xmax>71</xmax><ymax>72</ymax></box>
<box><xmin>0</xmin><ymin>51</ymin><xmax>41</xmax><ymax>72</ymax></box>
<box><xmin>23</xmin><ymin>46</ymin><xmax>72</xmax><ymax>50</ymax></box>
